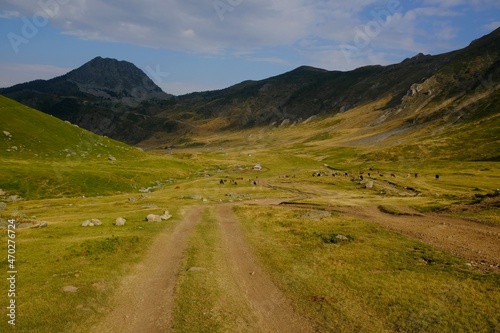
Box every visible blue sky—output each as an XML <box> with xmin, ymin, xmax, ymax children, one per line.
<box><xmin>1</xmin><ymin>0</ymin><xmax>499</xmax><ymax>95</ymax></box>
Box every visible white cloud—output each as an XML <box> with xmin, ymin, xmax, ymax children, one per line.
<box><xmin>0</xmin><ymin>0</ymin><xmax>315</xmax><ymax>54</ymax></box>
<box><xmin>0</xmin><ymin>10</ymin><xmax>21</xmax><ymax>18</ymax></box>
<box><xmin>0</xmin><ymin>63</ymin><xmax>70</xmax><ymax>88</ymax></box>
<box><xmin>157</xmin><ymin>81</ymin><xmax>225</xmax><ymax>96</ymax></box>
<box><xmin>1</xmin><ymin>0</ymin><xmax>498</xmax><ymax>76</ymax></box>
<box><xmin>245</xmin><ymin>56</ymin><xmax>291</xmax><ymax>65</ymax></box>
<box><xmin>483</xmin><ymin>21</ymin><xmax>500</xmax><ymax>32</ymax></box>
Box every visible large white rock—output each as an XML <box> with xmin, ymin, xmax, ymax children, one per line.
<box><xmin>160</xmin><ymin>211</ymin><xmax>172</xmax><ymax>220</ymax></box>
<box><xmin>146</xmin><ymin>214</ymin><xmax>162</xmax><ymax>222</ymax></box>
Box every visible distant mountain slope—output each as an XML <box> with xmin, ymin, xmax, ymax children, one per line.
<box><xmin>1</xmin><ymin>57</ymin><xmax>173</xmax><ymax>144</ymax></box>
<box><xmin>137</xmin><ymin>27</ymin><xmax>498</xmax><ymax>151</ymax></box>
<box><xmin>160</xmin><ymin>27</ymin><xmax>499</xmax><ymax>129</ymax></box>
<box><xmin>1</xmin><ymin>28</ymin><xmax>499</xmax><ymax>151</ymax></box>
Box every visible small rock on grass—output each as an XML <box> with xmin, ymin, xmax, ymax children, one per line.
<box><xmin>62</xmin><ymin>285</ymin><xmax>79</xmax><ymax>293</ymax></box>
<box><xmin>187</xmin><ymin>267</ymin><xmax>207</xmax><ymax>272</ymax></box>
<box><xmin>30</xmin><ymin>221</ymin><xmax>48</xmax><ymax>228</ymax></box>
<box><xmin>91</xmin><ymin>219</ymin><xmax>102</xmax><ymax>226</ymax></box>
<box><xmin>115</xmin><ymin>217</ymin><xmax>126</xmax><ymax>226</ymax></box>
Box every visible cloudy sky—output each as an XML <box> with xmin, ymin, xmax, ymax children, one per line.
<box><xmin>1</xmin><ymin>0</ymin><xmax>499</xmax><ymax>95</ymax></box>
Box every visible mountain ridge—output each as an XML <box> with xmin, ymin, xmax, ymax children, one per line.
<box><xmin>1</xmin><ymin>28</ymin><xmax>499</xmax><ymax>147</ymax></box>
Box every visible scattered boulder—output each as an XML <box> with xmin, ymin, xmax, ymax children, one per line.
<box><xmin>280</xmin><ymin>119</ymin><xmax>291</xmax><ymax>127</ymax></box>
<box><xmin>141</xmin><ymin>204</ymin><xmax>158</xmax><ymax>209</ymax></box>
<box><xmin>187</xmin><ymin>267</ymin><xmax>207</xmax><ymax>272</ymax></box>
<box><xmin>82</xmin><ymin>219</ymin><xmax>102</xmax><ymax>227</ymax></box>
<box><xmin>160</xmin><ymin>211</ymin><xmax>172</xmax><ymax>220</ymax></box>
<box><xmin>146</xmin><ymin>214</ymin><xmax>162</xmax><ymax>222</ymax></box>
<box><xmin>62</xmin><ymin>285</ymin><xmax>79</xmax><ymax>293</ymax></box>
<box><xmin>189</xmin><ymin>194</ymin><xmax>204</xmax><ymax>200</ymax></box>
<box><xmin>365</xmin><ymin>181</ymin><xmax>374</xmax><ymax>189</ymax></box>
<box><xmin>108</xmin><ymin>155</ymin><xmax>116</xmax><ymax>161</ymax></box>
<box><xmin>296</xmin><ymin>210</ymin><xmax>331</xmax><ymax>221</ymax></box>
<box><xmin>335</xmin><ymin>234</ymin><xmax>349</xmax><ymax>241</ymax></box>
<box><xmin>0</xmin><ymin>202</ymin><xmax>6</xmax><ymax>211</ymax></box>
<box><xmin>115</xmin><ymin>217</ymin><xmax>126</xmax><ymax>226</ymax></box>
<box><xmin>30</xmin><ymin>221</ymin><xmax>48</xmax><ymax>229</ymax></box>
<box><xmin>91</xmin><ymin>219</ymin><xmax>102</xmax><ymax>226</ymax></box>
<box><xmin>16</xmin><ymin>222</ymin><xmax>34</xmax><ymax>229</ymax></box>
<box><xmin>7</xmin><ymin>195</ymin><xmax>22</xmax><ymax>202</ymax></box>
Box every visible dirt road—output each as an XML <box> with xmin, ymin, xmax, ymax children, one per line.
<box><xmin>90</xmin><ymin>206</ymin><xmax>203</xmax><ymax>333</ymax></box>
<box><xmin>338</xmin><ymin>206</ymin><xmax>500</xmax><ymax>273</ymax></box>
<box><xmin>216</xmin><ymin>204</ymin><xmax>315</xmax><ymax>333</ymax></box>
<box><xmin>91</xmin><ymin>199</ymin><xmax>499</xmax><ymax>332</ymax></box>
<box><xmin>91</xmin><ymin>204</ymin><xmax>315</xmax><ymax>332</ymax></box>
<box><xmin>282</xmin><ymin>202</ymin><xmax>500</xmax><ymax>273</ymax></box>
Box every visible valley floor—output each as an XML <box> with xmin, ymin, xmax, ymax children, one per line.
<box><xmin>1</xmin><ymin>146</ymin><xmax>499</xmax><ymax>332</ymax></box>
<box><xmin>88</xmin><ymin>198</ymin><xmax>499</xmax><ymax>332</ymax></box>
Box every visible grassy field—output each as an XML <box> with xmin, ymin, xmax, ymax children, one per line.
<box><xmin>235</xmin><ymin>204</ymin><xmax>500</xmax><ymax>332</ymax></box>
<box><xmin>0</xmin><ymin>96</ymin><xmax>196</xmax><ymax>199</ymax></box>
<box><xmin>0</xmin><ymin>94</ymin><xmax>498</xmax><ymax>332</ymax></box>
<box><xmin>0</xmin><ymin>190</ymin><xmax>190</xmax><ymax>332</ymax></box>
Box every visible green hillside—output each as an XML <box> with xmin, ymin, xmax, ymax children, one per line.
<box><xmin>0</xmin><ymin>96</ymin><xmax>190</xmax><ymax>199</ymax></box>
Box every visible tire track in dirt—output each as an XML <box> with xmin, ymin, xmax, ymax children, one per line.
<box><xmin>336</xmin><ymin>206</ymin><xmax>500</xmax><ymax>273</ymax></box>
<box><xmin>90</xmin><ymin>206</ymin><xmax>203</xmax><ymax>333</ymax></box>
<box><xmin>216</xmin><ymin>204</ymin><xmax>316</xmax><ymax>333</ymax></box>
<box><xmin>279</xmin><ymin>201</ymin><xmax>500</xmax><ymax>273</ymax></box>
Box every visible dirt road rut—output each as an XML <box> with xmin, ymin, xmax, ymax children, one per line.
<box><xmin>91</xmin><ymin>206</ymin><xmax>203</xmax><ymax>333</ymax></box>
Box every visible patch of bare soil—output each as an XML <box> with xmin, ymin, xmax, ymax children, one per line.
<box><xmin>216</xmin><ymin>204</ymin><xmax>317</xmax><ymax>333</ymax></box>
<box><xmin>90</xmin><ymin>206</ymin><xmax>203</xmax><ymax>333</ymax></box>
<box><xmin>337</xmin><ymin>206</ymin><xmax>500</xmax><ymax>273</ymax></box>
<box><xmin>447</xmin><ymin>195</ymin><xmax>500</xmax><ymax>213</ymax></box>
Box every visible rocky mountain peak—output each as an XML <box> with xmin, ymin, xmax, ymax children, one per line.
<box><xmin>63</xmin><ymin>56</ymin><xmax>170</xmax><ymax>104</ymax></box>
